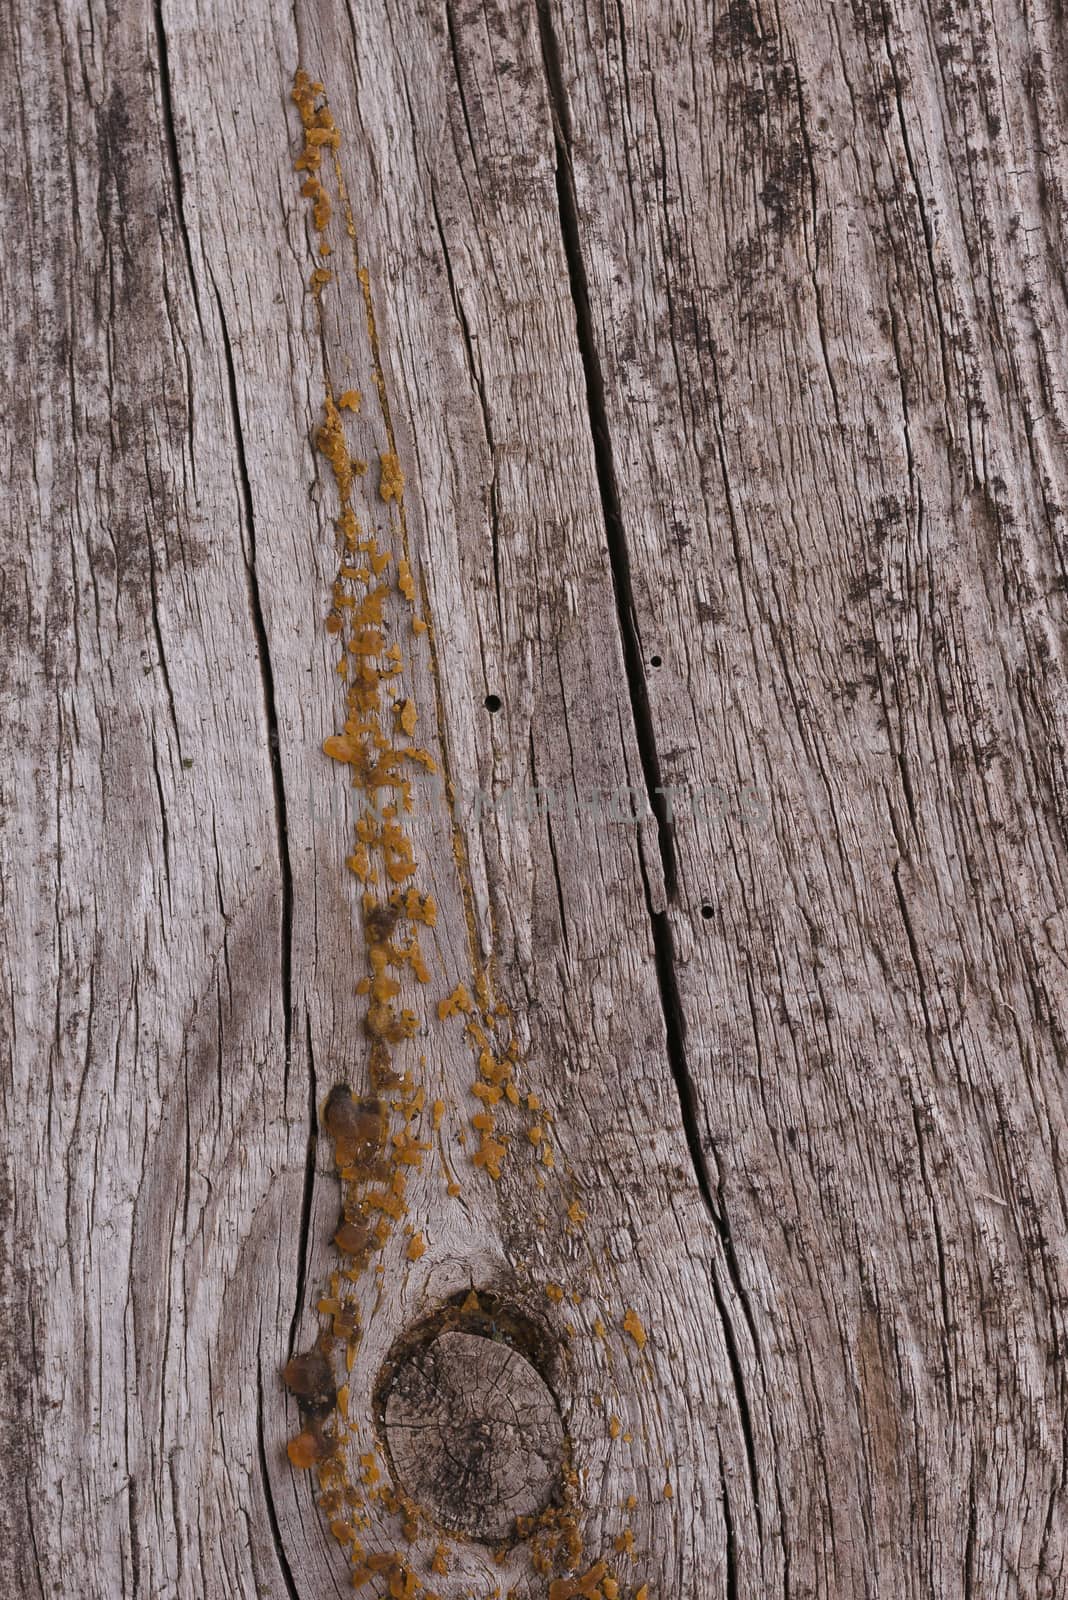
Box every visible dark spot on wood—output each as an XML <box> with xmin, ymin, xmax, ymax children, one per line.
<box><xmin>333</xmin><ymin>1220</ymin><xmax>374</xmax><ymax>1260</ymax></box>
<box><xmin>716</xmin><ymin>0</ymin><xmax>762</xmax><ymax>58</ymax></box>
<box><xmin>322</xmin><ymin>1086</ymin><xmax>388</xmax><ymax>1174</ymax></box>
<box><xmin>485</xmin><ymin>692</ymin><xmax>502</xmax><ymax>712</ymax></box>
<box><xmin>283</xmin><ymin>1348</ymin><xmax>337</xmax><ymax>1419</ymax></box>
<box><xmin>759</xmin><ymin>138</ymin><xmax>807</xmax><ymax>229</ymax></box>
<box><xmin>364</xmin><ymin>901</ymin><xmax>400</xmax><ymax>943</ymax></box>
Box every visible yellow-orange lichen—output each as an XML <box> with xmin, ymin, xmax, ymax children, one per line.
<box><xmin>547</xmin><ymin>1562</ymin><xmax>609</xmax><ymax>1599</ymax></box>
<box><xmin>622</xmin><ymin>1309</ymin><xmax>647</xmax><ymax>1350</ymax></box>
<box><xmin>288</xmin><ymin>1429</ymin><xmax>332</xmax><ymax>1470</ymax></box>
<box><xmin>379</xmin><ymin>449</ymin><xmax>404</xmax><ymax>503</ymax></box>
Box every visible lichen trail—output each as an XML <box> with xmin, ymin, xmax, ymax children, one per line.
<box><xmin>282</xmin><ymin>68</ymin><xmax>648</xmax><ymax>1600</ymax></box>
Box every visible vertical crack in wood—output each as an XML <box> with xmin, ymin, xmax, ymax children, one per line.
<box><xmin>210</xmin><ymin>279</ymin><xmax>317</xmax><ymax>1374</ymax></box>
<box><xmin>288</xmin><ymin>1014</ymin><xmax>319</xmax><ymax>1360</ymax></box>
<box><xmin>534</xmin><ymin>6</ymin><xmax>782</xmax><ymax>1576</ymax></box>
<box><xmin>256</xmin><ymin>1355</ymin><xmax>303</xmax><ymax>1600</ymax></box>
<box><xmin>125</xmin><ymin>1472</ymin><xmax>141</xmax><ymax>1599</ymax></box>
<box><xmin>211</xmin><ymin>280</ymin><xmax>295</xmax><ymax>1091</ymax></box>
<box><xmin>150</xmin><ymin>0</ymin><xmax>203</xmax><ymax>332</ymax></box>
<box><xmin>535</xmin><ymin>0</ymin><xmax>723</xmax><ymax>1231</ymax></box>
<box><xmin>534</xmin><ymin>0</ymin><xmax>676</xmax><ymax>902</ymax></box>
<box><xmin>719</xmin><ymin>1459</ymin><xmax>738</xmax><ymax>1600</ymax></box>
<box><xmin>710</xmin><ymin>1258</ymin><xmax>765</xmax><ymax>1546</ymax></box>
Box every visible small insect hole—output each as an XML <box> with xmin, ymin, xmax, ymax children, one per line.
<box><xmin>700</xmin><ymin>903</ymin><xmax>714</xmax><ymax>920</ymax></box>
<box><xmin>649</xmin><ymin>655</ymin><xmax>663</xmax><ymax>668</ymax></box>
<box><xmin>484</xmin><ymin>694</ymin><xmax>502</xmax><ymax>713</ymax></box>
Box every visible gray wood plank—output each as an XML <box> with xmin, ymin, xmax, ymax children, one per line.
<box><xmin>2</xmin><ymin>0</ymin><xmax>1065</xmax><ymax>1597</ymax></box>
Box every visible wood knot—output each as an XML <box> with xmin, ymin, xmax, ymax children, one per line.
<box><xmin>382</xmin><ymin>1329</ymin><xmax>565</xmax><ymax>1541</ymax></box>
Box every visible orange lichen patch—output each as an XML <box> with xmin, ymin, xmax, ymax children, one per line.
<box><xmin>608</xmin><ymin>1415</ymin><xmax>621</xmax><ymax>1440</ymax></box>
<box><xmin>613</xmin><ymin>1529</ymin><xmax>635</xmax><ymax>1557</ymax></box>
<box><xmin>391</xmin><ymin>1128</ymin><xmax>430</xmax><ymax>1167</ymax></box>
<box><xmin>397</xmin><ymin>557</ymin><xmax>416</xmax><ymax>600</ymax></box>
<box><xmin>437</xmin><ymin>983</ymin><xmax>472</xmax><ymax>1019</ymax></box>
<box><xmin>287</xmin><ymin>1428</ymin><xmax>332</xmax><ymax>1469</ymax></box>
<box><xmin>364</xmin><ymin>1175</ymin><xmax>409</xmax><ymax>1221</ymax></box>
<box><xmin>317</xmin><ymin>395</ymin><xmax>358</xmax><ymax>502</ymax></box>
<box><xmin>635</xmin><ymin>1589</ymin><xmax>649</xmax><ymax>1600</ymax></box>
<box><xmin>306</xmin><ymin>125</ymin><xmax>341</xmax><ymax>155</ymax></box>
<box><xmin>548</xmin><ymin>1562</ymin><xmax>609</xmax><ymax>1599</ymax></box>
<box><xmin>350</xmin><ymin>1552</ymin><xmax>425</xmax><ymax>1597</ymax></box>
<box><xmin>300</xmin><ymin>176</ymin><xmax>333</xmax><ymax>230</ymax></box>
<box><xmin>291</xmin><ymin>69</ymin><xmax>338</xmax><ymax>175</ymax></box>
<box><xmin>430</xmin><ymin>1543</ymin><xmax>450</xmax><ymax>1577</ymax></box>
<box><xmin>622</xmin><ymin>1309</ymin><xmax>647</xmax><ymax>1350</ymax></box>
<box><xmin>401</xmin><ymin>888</ymin><xmax>436</xmax><ymax>926</ymax></box>
<box><xmin>472</xmin><ymin>1130</ymin><xmax>507</xmax><ymax>1180</ymax></box>
<box><xmin>379</xmin><ymin>449</ymin><xmax>404</xmax><ymax>503</ymax></box>
<box><xmin>545</xmin><ymin>1282</ymin><xmax>565</xmax><ymax>1304</ymax></box>
<box><xmin>663</xmin><ymin>1481</ymin><xmax>674</xmax><ymax>1500</ymax></box>
<box><xmin>520</xmin><ymin>1473</ymin><xmax>585</xmax><ymax>1579</ymax></box>
<box><xmin>338</xmin><ymin>388</ymin><xmax>361</xmax><ymax>410</ymax></box>
<box><xmin>402</xmin><ymin>938</ymin><xmax>430</xmax><ymax>984</ymax></box>
<box><xmin>568</xmin><ymin>1199</ymin><xmax>587</xmax><ymax>1228</ymax></box>
<box><xmin>405</xmin><ymin>1232</ymin><xmax>426</xmax><ymax>1261</ymax></box>
<box><xmin>397</xmin><ymin>698</ymin><xmax>417</xmax><ymax>735</ymax></box>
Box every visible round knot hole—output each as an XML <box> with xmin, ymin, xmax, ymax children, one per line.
<box><xmin>382</xmin><ymin>1329</ymin><xmax>564</xmax><ymax>1542</ymax></box>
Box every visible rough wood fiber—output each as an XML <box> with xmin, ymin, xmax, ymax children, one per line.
<box><xmin>1</xmin><ymin>1</ymin><xmax>1066</xmax><ymax>1599</ymax></box>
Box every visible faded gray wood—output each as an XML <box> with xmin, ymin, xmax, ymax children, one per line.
<box><xmin>2</xmin><ymin>0</ymin><xmax>1067</xmax><ymax>1597</ymax></box>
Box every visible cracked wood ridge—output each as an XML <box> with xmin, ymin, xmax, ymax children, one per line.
<box><xmin>2</xmin><ymin>0</ymin><xmax>1067</xmax><ymax>1597</ymax></box>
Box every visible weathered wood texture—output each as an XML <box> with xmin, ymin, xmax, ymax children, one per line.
<box><xmin>3</xmin><ymin>0</ymin><xmax>1067</xmax><ymax>1596</ymax></box>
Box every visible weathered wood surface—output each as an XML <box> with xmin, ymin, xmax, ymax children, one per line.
<box><xmin>3</xmin><ymin>0</ymin><xmax>1067</xmax><ymax>1596</ymax></box>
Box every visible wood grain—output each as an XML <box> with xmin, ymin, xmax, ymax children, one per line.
<box><xmin>2</xmin><ymin>0</ymin><xmax>1066</xmax><ymax>1596</ymax></box>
